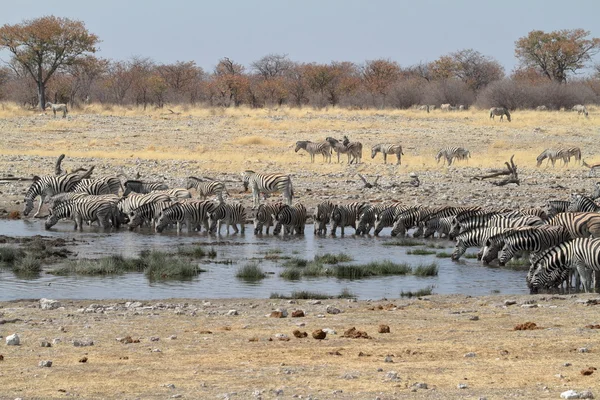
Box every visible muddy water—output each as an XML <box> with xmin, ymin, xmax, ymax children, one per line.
<box><xmin>0</xmin><ymin>220</ymin><xmax>528</xmax><ymax>300</ymax></box>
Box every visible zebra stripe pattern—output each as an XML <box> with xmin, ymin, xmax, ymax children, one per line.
<box><xmin>545</xmin><ymin>200</ymin><xmax>571</xmax><ymax>218</ymax></box>
<box><xmin>122</xmin><ymin>180</ymin><xmax>169</xmax><ymax>196</ymax></box>
<box><xmin>356</xmin><ymin>203</ymin><xmax>392</xmax><ymax>235</ymax></box>
<box><xmin>373</xmin><ymin>205</ymin><xmax>413</xmax><ymax>236</ymax></box>
<box><xmin>567</xmin><ymin>194</ymin><xmax>600</xmax><ymax>213</ymax></box>
<box><xmin>253</xmin><ymin>202</ymin><xmax>285</xmax><ymax>235</ymax></box>
<box><xmin>155</xmin><ymin>200</ymin><xmax>217</xmax><ymax>233</ymax></box>
<box><xmin>330</xmin><ymin>202</ymin><xmax>367</xmax><ymax>236</ymax></box>
<box><xmin>489</xmin><ymin>107</ymin><xmax>511</xmax><ymax>122</ymax></box>
<box><xmin>548</xmin><ymin>212</ymin><xmax>600</xmax><ymax>238</ymax></box>
<box><xmin>127</xmin><ymin>201</ymin><xmax>175</xmax><ymax>230</ymax></box>
<box><xmin>451</xmin><ymin>227</ymin><xmax>507</xmax><ymax>261</ymax></box>
<box><xmin>370</xmin><ymin>144</ymin><xmax>403</xmax><ymax>165</ymax></box>
<box><xmin>45</xmin><ymin>197</ymin><xmax>117</xmax><ymax>230</ymax></box>
<box><xmin>73</xmin><ymin>176</ymin><xmax>122</xmax><ymax>195</ymax></box>
<box><xmin>153</xmin><ymin>188</ymin><xmax>193</xmax><ymax>201</ymax></box>
<box><xmin>295</xmin><ymin>140</ymin><xmax>332</xmax><ymax>163</ymax></box>
<box><xmin>422</xmin><ymin>216</ymin><xmax>454</xmax><ymax>239</ymax></box>
<box><xmin>117</xmin><ymin>192</ymin><xmax>173</xmax><ymax>215</ymax></box>
<box><xmin>45</xmin><ymin>102</ymin><xmax>68</xmax><ymax>118</ymax></box>
<box><xmin>273</xmin><ymin>203</ymin><xmax>307</xmax><ymax>235</ymax></box>
<box><xmin>208</xmin><ymin>202</ymin><xmax>247</xmax><ymax>234</ymax></box>
<box><xmin>313</xmin><ymin>200</ymin><xmax>335</xmax><ymax>235</ymax></box>
<box><xmin>186</xmin><ymin>176</ymin><xmax>228</xmax><ymax>199</ymax></box>
<box><xmin>494</xmin><ymin>225</ymin><xmax>572</xmax><ymax>266</ymax></box>
<box><xmin>556</xmin><ymin>147</ymin><xmax>582</xmax><ymax>165</ymax></box>
<box><xmin>241</xmin><ymin>170</ymin><xmax>293</xmax><ymax>208</ymax></box>
<box><xmin>325</xmin><ymin>137</ymin><xmax>363</xmax><ymax>164</ymax></box>
<box><xmin>435</xmin><ymin>147</ymin><xmax>471</xmax><ymax>166</ymax></box>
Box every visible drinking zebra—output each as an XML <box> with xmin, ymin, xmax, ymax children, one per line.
<box><xmin>529</xmin><ymin>238</ymin><xmax>600</xmax><ymax>293</ymax></box>
<box><xmin>273</xmin><ymin>203</ymin><xmax>307</xmax><ymax>235</ymax></box>
<box><xmin>451</xmin><ymin>227</ymin><xmax>507</xmax><ymax>261</ymax></box>
<box><xmin>391</xmin><ymin>206</ymin><xmax>444</xmax><ymax>237</ymax></box>
<box><xmin>73</xmin><ymin>176</ymin><xmax>122</xmax><ymax>195</ymax></box>
<box><xmin>241</xmin><ymin>170</ymin><xmax>293</xmax><ymax>208</ymax></box>
<box><xmin>373</xmin><ymin>205</ymin><xmax>413</xmax><ymax>236</ymax></box>
<box><xmin>572</xmin><ymin>104</ymin><xmax>589</xmax><ymax>117</ymax></box>
<box><xmin>493</xmin><ymin>225</ymin><xmax>572</xmax><ymax>266</ymax></box>
<box><xmin>435</xmin><ymin>147</ymin><xmax>471</xmax><ymax>166</ymax></box>
<box><xmin>548</xmin><ymin>212</ymin><xmax>600</xmax><ymax>238</ymax></box>
<box><xmin>313</xmin><ymin>200</ymin><xmax>335</xmax><ymax>235</ymax></box>
<box><xmin>371</xmin><ymin>144</ymin><xmax>404</xmax><ymax>165</ymax></box>
<box><xmin>45</xmin><ymin>102</ymin><xmax>68</xmax><ymax>118</ymax></box>
<box><xmin>127</xmin><ymin>201</ymin><xmax>176</xmax><ymax>230</ymax></box>
<box><xmin>116</xmin><ymin>192</ymin><xmax>173</xmax><ymax>215</ymax></box>
<box><xmin>186</xmin><ymin>176</ymin><xmax>228</xmax><ymax>199</ymax></box>
<box><xmin>489</xmin><ymin>107</ymin><xmax>511</xmax><ymax>122</ymax></box>
<box><xmin>122</xmin><ymin>180</ymin><xmax>169</xmax><ymax>196</ymax></box>
<box><xmin>155</xmin><ymin>200</ymin><xmax>217</xmax><ymax>233</ymax></box>
<box><xmin>567</xmin><ymin>194</ymin><xmax>600</xmax><ymax>213</ymax></box>
<box><xmin>23</xmin><ymin>168</ymin><xmax>95</xmax><ymax>218</ymax></box>
<box><xmin>356</xmin><ymin>203</ymin><xmax>394</xmax><ymax>235</ymax></box>
<box><xmin>422</xmin><ymin>216</ymin><xmax>454</xmax><ymax>239</ymax></box>
<box><xmin>294</xmin><ymin>140</ymin><xmax>332</xmax><ymax>163</ymax></box>
<box><xmin>330</xmin><ymin>202</ymin><xmax>366</xmax><ymax>236</ymax></box>
<box><xmin>208</xmin><ymin>202</ymin><xmax>247</xmax><ymax>235</ymax></box>
<box><xmin>253</xmin><ymin>202</ymin><xmax>285</xmax><ymax>235</ymax></box>
<box><xmin>45</xmin><ymin>197</ymin><xmax>117</xmax><ymax>230</ymax></box>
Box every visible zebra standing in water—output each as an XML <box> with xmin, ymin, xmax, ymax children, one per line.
<box><xmin>294</xmin><ymin>140</ymin><xmax>332</xmax><ymax>163</ymax></box>
<box><xmin>73</xmin><ymin>176</ymin><xmax>122</xmax><ymax>195</ymax></box>
<box><xmin>186</xmin><ymin>176</ymin><xmax>228</xmax><ymax>199</ymax></box>
<box><xmin>208</xmin><ymin>201</ymin><xmax>247</xmax><ymax>235</ymax></box>
<box><xmin>155</xmin><ymin>200</ymin><xmax>217</xmax><ymax>233</ymax></box>
<box><xmin>435</xmin><ymin>147</ymin><xmax>471</xmax><ymax>166</ymax></box>
<box><xmin>241</xmin><ymin>171</ymin><xmax>293</xmax><ymax>208</ymax></box>
<box><xmin>45</xmin><ymin>198</ymin><xmax>117</xmax><ymax>230</ymax></box>
<box><xmin>273</xmin><ymin>203</ymin><xmax>307</xmax><ymax>235</ymax></box>
<box><xmin>548</xmin><ymin>212</ymin><xmax>600</xmax><ymax>238</ymax></box>
<box><xmin>253</xmin><ymin>202</ymin><xmax>285</xmax><ymax>234</ymax></box>
<box><xmin>23</xmin><ymin>168</ymin><xmax>94</xmax><ymax>218</ymax></box>
<box><xmin>330</xmin><ymin>202</ymin><xmax>367</xmax><ymax>236</ymax></box>
<box><xmin>122</xmin><ymin>180</ymin><xmax>168</xmax><ymax>196</ymax></box>
<box><xmin>127</xmin><ymin>201</ymin><xmax>176</xmax><ymax>230</ymax></box>
<box><xmin>489</xmin><ymin>107</ymin><xmax>511</xmax><ymax>122</ymax></box>
<box><xmin>529</xmin><ymin>238</ymin><xmax>600</xmax><ymax>293</ymax></box>
<box><xmin>355</xmin><ymin>203</ymin><xmax>395</xmax><ymax>235</ymax></box>
<box><xmin>116</xmin><ymin>192</ymin><xmax>173</xmax><ymax>216</ymax></box>
<box><xmin>493</xmin><ymin>225</ymin><xmax>572</xmax><ymax>266</ymax></box>
<box><xmin>45</xmin><ymin>102</ymin><xmax>68</xmax><ymax>118</ymax></box>
<box><xmin>451</xmin><ymin>227</ymin><xmax>507</xmax><ymax>261</ymax></box>
<box><xmin>313</xmin><ymin>200</ymin><xmax>335</xmax><ymax>235</ymax></box>
<box><xmin>371</xmin><ymin>144</ymin><xmax>404</xmax><ymax>165</ymax></box>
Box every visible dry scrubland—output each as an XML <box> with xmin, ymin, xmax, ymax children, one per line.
<box><xmin>0</xmin><ymin>102</ymin><xmax>599</xmax><ymax>214</ymax></box>
<box><xmin>1</xmin><ymin>104</ymin><xmax>600</xmax><ymax>398</ymax></box>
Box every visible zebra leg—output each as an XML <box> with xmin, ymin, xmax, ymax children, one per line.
<box><xmin>75</xmin><ymin>214</ymin><xmax>84</xmax><ymax>231</ymax></box>
<box><xmin>396</xmin><ymin>154</ymin><xmax>401</xmax><ymax>165</ymax></box>
<box><xmin>383</xmin><ymin>153</ymin><xmax>387</xmax><ymax>164</ymax></box>
<box><xmin>33</xmin><ymin>195</ymin><xmax>46</xmax><ymax>218</ymax></box>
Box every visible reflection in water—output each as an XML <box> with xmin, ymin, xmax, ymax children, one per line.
<box><xmin>0</xmin><ymin>220</ymin><xmax>529</xmax><ymax>300</ymax></box>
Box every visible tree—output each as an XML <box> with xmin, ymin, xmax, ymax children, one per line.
<box><xmin>157</xmin><ymin>61</ymin><xmax>203</xmax><ymax>102</ymax></box>
<box><xmin>361</xmin><ymin>59</ymin><xmax>401</xmax><ymax>107</ymax></box>
<box><xmin>515</xmin><ymin>29</ymin><xmax>600</xmax><ymax>83</ymax></box>
<box><xmin>251</xmin><ymin>54</ymin><xmax>292</xmax><ymax>80</ymax></box>
<box><xmin>0</xmin><ymin>16</ymin><xmax>99</xmax><ymax>109</ymax></box>
<box><xmin>212</xmin><ymin>57</ymin><xmax>248</xmax><ymax>107</ymax></box>
<box><xmin>430</xmin><ymin>49</ymin><xmax>504</xmax><ymax>91</ymax></box>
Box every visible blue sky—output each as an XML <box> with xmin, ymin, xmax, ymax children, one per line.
<box><xmin>2</xmin><ymin>0</ymin><xmax>599</xmax><ymax>74</ymax></box>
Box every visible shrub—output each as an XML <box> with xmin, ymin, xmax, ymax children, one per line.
<box><xmin>235</xmin><ymin>263</ymin><xmax>266</xmax><ymax>280</ymax></box>
<box><xmin>413</xmin><ymin>263</ymin><xmax>439</xmax><ymax>276</ymax></box>
<box><xmin>400</xmin><ymin>286</ymin><xmax>434</xmax><ymax>297</ymax></box>
<box><xmin>314</xmin><ymin>253</ymin><xmax>353</xmax><ymax>264</ymax></box>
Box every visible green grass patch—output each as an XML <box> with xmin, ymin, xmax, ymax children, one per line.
<box><xmin>0</xmin><ymin>247</ymin><xmax>26</xmax><ymax>263</ymax></box>
<box><xmin>400</xmin><ymin>286</ymin><xmax>434</xmax><ymax>297</ymax></box>
<box><xmin>50</xmin><ymin>255</ymin><xmax>145</xmax><ymax>276</ymax></box>
<box><xmin>314</xmin><ymin>253</ymin><xmax>353</xmax><ymax>264</ymax></box>
<box><xmin>425</xmin><ymin>243</ymin><xmax>448</xmax><ymax>249</ymax></box>
<box><xmin>177</xmin><ymin>246</ymin><xmax>207</xmax><ymax>258</ymax></box>
<box><xmin>279</xmin><ymin>267</ymin><xmax>302</xmax><ymax>280</ymax></box>
<box><xmin>383</xmin><ymin>239</ymin><xmax>425</xmax><ymax>247</ymax></box>
<box><xmin>144</xmin><ymin>252</ymin><xmax>204</xmax><ymax>280</ymax></box>
<box><xmin>302</xmin><ymin>262</ymin><xmax>326</xmax><ymax>277</ymax></box>
<box><xmin>283</xmin><ymin>257</ymin><xmax>309</xmax><ymax>268</ymax></box>
<box><xmin>207</xmin><ymin>248</ymin><xmax>217</xmax><ymax>258</ymax></box>
<box><xmin>407</xmin><ymin>249</ymin><xmax>436</xmax><ymax>256</ymax></box>
<box><xmin>463</xmin><ymin>253</ymin><xmax>479</xmax><ymax>259</ymax></box>
<box><xmin>337</xmin><ymin>287</ymin><xmax>356</xmax><ymax>299</ymax></box>
<box><xmin>435</xmin><ymin>251</ymin><xmax>452</xmax><ymax>258</ymax></box>
<box><xmin>236</xmin><ymin>263</ymin><xmax>266</xmax><ymax>281</ymax></box>
<box><xmin>13</xmin><ymin>254</ymin><xmax>42</xmax><ymax>274</ymax></box>
<box><xmin>413</xmin><ymin>263</ymin><xmax>439</xmax><ymax>276</ymax></box>
<box><xmin>334</xmin><ymin>260</ymin><xmax>411</xmax><ymax>279</ymax></box>
<box><xmin>270</xmin><ymin>288</ymin><xmax>355</xmax><ymax>300</ymax></box>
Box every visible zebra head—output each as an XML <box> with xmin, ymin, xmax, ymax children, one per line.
<box><xmin>451</xmin><ymin>239</ymin><xmax>467</xmax><ymax>261</ymax></box>
<box><xmin>23</xmin><ymin>197</ymin><xmax>35</xmax><ymax>217</ymax></box>
<box><xmin>370</xmin><ymin>145</ymin><xmax>379</xmax><ymax>159</ymax></box>
<box><xmin>481</xmin><ymin>239</ymin><xmax>503</xmax><ymax>265</ymax></box>
<box><xmin>294</xmin><ymin>141</ymin><xmax>306</xmax><ymax>153</ymax></box>
<box><xmin>127</xmin><ymin>211</ymin><xmax>144</xmax><ymax>230</ymax></box>
<box><xmin>412</xmin><ymin>223</ymin><xmax>424</xmax><ymax>238</ymax></box>
<box><xmin>448</xmin><ymin>218</ymin><xmax>461</xmax><ymax>240</ymax></box>
<box><xmin>497</xmin><ymin>244</ymin><xmax>516</xmax><ymax>267</ymax></box>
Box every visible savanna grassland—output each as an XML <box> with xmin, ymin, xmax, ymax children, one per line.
<box><xmin>1</xmin><ymin>104</ymin><xmax>600</xmax><ymax>399</ymax></box>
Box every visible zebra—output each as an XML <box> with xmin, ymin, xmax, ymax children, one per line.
<box><xmin>44</xmin><ymin>198</ymin><xmax>117</xmax><ymax>230</ymax></box>
<box><xmin>493</xmin><ymin>225</ymin><xmax>572</xmax><ymax>266</ymax></box>
<box><xmin>529</xmin><ymin>238</ymin><xmax>600</xmax><ymax>293</ymax></box>
<box><xmin>313</xmin><ymin>200</ymin><xmax>335</xmax><ymax>235</ymax></box>
<box><xmin>45</xmin><ymin>102</ymin><xmax>68</xmax><ymax>118</ymax></box>
<box><xmin>451</xmin><ymin>227</ymin><xmax>507</xmax><ymax>261</ymax></box>
<box><xmin>391</xmin><ymin>206</ymin><xmax>445</xmax><ymax>237</ymax></box>
<box><xmin>294</xmin><ymin>140</ymin><xmax>332</xmax><ymax>163</ymax></box>
<box><xmin>127</xmin><ymin>201</ymin><xmax>175</xmax><ymax>230</ymax></box>
<box><xmin>122</xmin><ymin>180</ymin><xmax>169</xmax><ymax>196</ymax></box>
<box><xmin>548</xmin><ymin>212</ymin><xmax>600</xmax><ymax>239</ymax></box>
<box><xmin>422</xmin><ymin>216</ymin><xmax>455</xmax><ymax>239</ymax></box>
<box><xmin>241</xmin><ymin>170</ymin><xmax>293</xmax><ymax>208</ymax></box>
<box><xmin>153</xmin><ymin>188</ymin><xmax>193</xmax><ymax>201</ymax></box>
<box><xmin>556</xmin><ymin>147</ymin><xmax>582</xmax><ymax>166</ymax></box>
<box><xmin>208</xmin><ymin>202</ymin><xmax>247</xmax><ymax>235</ymax></box>
<box><xmin>489</xmin><ymin>107</ymin><xmax>511</xmax><ymax>122</ymax></box>
<box><xmin>435</xmin><ymin>147</ymin><xmax>471</xmax><ymax>166</ymax></box>
<box><xmin>155</xmin><ymin>200</ymin><xmax>217</xmax><ymax>233</ymax></box>
<box><xmin>567</xmin><ymin>194</ymin><xmax>600</xmax><ymax>213</ymax></box>
<box><xmin>330</xmin><ymin>203</ymin><xmax>361</xmax><ymax>236</ymax></box>
<box><xmin>373</xmin><ymin>205</ymin><xmax>413</xmax><ymax>236</ymax></box>
<box><xmin>371</xmin><ymin>144</ymin><xmax>403</xmax><ymax>165</ymax></box>
<box><xmin>536</xmin><ymin>105</ymin><xmax>548</xmax><ymax>111</ymax></box>
<box><xmin>273</xmin><ymin>203</ymin><xmax>307</xmax><ymax>235</ymax></box>
<box><xmin>186</xmin><ymin>176</ymin><xmax>228</xmax><ymax>199</ymax></box>
<box><xmin>23</xmin><ymin>168</ymin><xmax>95</xmax><ymax>218</ymax></box>
<box><xmin>545</xmin><ymin>200</ymin><xmax>571</xmax><ymax>219</ymax></box>
<box><xmin>253</xmin><ymin>202</ymin><xmax>285</xmax><ymax>235</ymax></box>
<box><xmin>116</xmin><ymin>192</ymin><xmax>173</xmax><ymax>216</ymax></box>
<box><xmin>592</xmin><ymin>182</ymin><xmax>600</xmax><ymax>200</ymax></box>
<box><xmin>572</xmin><ymin>104</ymin><xmax>589</xmax><ymax>117</ymax></box>
<box><xmin>536</xmin><ymin>149</ymin><xmax>568</xmax><ymax>167</ymax></box>
<box><xmin>73</xmin><ymin>176</ymin><xmax>122</xmax><ymax>195</ymax></box>
<box><xmin>325</xmin><ymin>137</ymin><xmax>362</xmax><ymax>164</ymax></box>
<box><xmin>459</xmin><ymin>214</ymin><xmax>544</xmax><ymax>234</ymax></box>
<box><xmin>355</xmin><ymin>203</ymin><xmax>394</xmax><ymax>235</ymax></box>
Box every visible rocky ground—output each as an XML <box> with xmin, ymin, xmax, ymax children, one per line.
<box><xmin>1</xmin><ymin>295</ymin><xmax>600</xmax><ymax>399</ymax></box>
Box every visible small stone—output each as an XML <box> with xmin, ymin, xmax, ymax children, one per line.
<box><xmin>291</xmin><ymin>310</ymin><xmax>305</xmax><ymax>318</ymax></box>
<box><xmin>385</xmin><ymin>371</ymin><xmax>399</xmax><ymax>381</ymax></box>
<box><xmin>579</xmin><ymin>390</ymin><xmax>595</xmax><ymax>399</ymax></box>
<box><xmin>39</xmin><ymin>360</ymin><xmax>52</xmax><ymax>368</ymax></box>
<box><xmin>169</xmin><ymin>335</ymin><xmax>177</xmax><ymax>340</ymax></box>
<box><xmin>6</xmin><ymin>334</ymin><xmax>20</xmax><ymax>346</ymax></box>
<box><xmin>310</xmin><ymin>300</ymin><xmax>321</xmax><ymax>305</ymax></box>
<box><xmin>469</xmin><ymin>315</ymin><xmax>479</xmax><ymax>321</ymax></box>
<box><xmin>581</xmin><ymin>367</ymin><xmax>597</xmax><ymax>376</ymax></box>
<box><xmin>521</xmin><ymin>304</ymin><xmax>538</xmax><ymax>308</ymax></box>
<box><xmin>152</xmin><ymin>348</ymin><xmax>162</xmax><ymax>352</ymax></box>
<box><xmin>150</xmin><ymin>336</ymin><xmax>160</xmax><ymax>341</ymax></box>
<box><xmin>413</xmin><ymin>382</ymin><xmax>428</xmax><ymax>389</ymax></box>
<box><xmin>457</xmin><ymin>383</ymin><xmax>468</xmax><ymax>389</ymax></box>
<box><xmin>52</xmin><ymin>338</ymin><xmax>61</xmax><ymax>345</ymax></box>
<box><xmin>227</xmin><ymin>310</ymin><xmax>238</xmax><ymax>316</ymax></box>
<box><xmin>171</xmin><ymin>395</ymin><xmax>182</xmax><ymax>399</ymax></box>
<box><xmin>312</xmin><ymin>329</ymin><xmax>326</xmax><ymax>340</ymax></box>
<box><xmin>73</xmin><ymin>339</ymin><xmax>94</xmax><ymax>347</ymax></box>
<box><xmin>40</xmin><ymin>298</ymin><xmax>61</xmax><ymax>310</ymax></box>
<box><xmin>326</xmin><ymin>305</ymin><xmax>341</xmax><ymax>314</ymax></box>
<box><xmin>564</xmin><ymin>363</ymin><xmax>572</xmax><ymax>367</ymax></box>
<box><xmin>464</xmin><ymin>352</ymin><xmax>476</xmax><ymax>358</ymax></box>
<box><xmin>561</xmin><ymin>390</ymin><xmax>581</xmax><ymax>399</ymax></box>
<box><xmin>40</xmin><ymin>341</ymin><xmax>52</xmax><ymax>348</ymax></box>
<box><xmin>274</xmin><ymin>333</ymin><xmax>289</xmax><ymax>340</ymax></box>
<box><xmin>579</xmin><ymin>347</ymin><xmax>590</xmax><ymax>353</ymax></box>
<box><xmin>322</xmin><ymin>328</ymin><xmax>336</xmax><ymax>335</ymax></box>
<box><xmin>79</xmin><ymin>357</ymin><xmax>88</xmax><ymax>363</ymax></box>
<box><xmin>378</xmin><ymin>325</ymin><xmax>390</xmax><ymax>333</ymax></box>
<box><xmin>384</xmin><ymin>356</ymin><xmax>394</xmax><ymax>363</ymax></box>
<box><xmin>503</xmin><ymin>300</ymin><xmax>517</xmax><ymax>306</ymax></box>
<box><xmin>293</xmin><ymin>330</ymin><xmax>307</xmax><ymax>338</ymax></box>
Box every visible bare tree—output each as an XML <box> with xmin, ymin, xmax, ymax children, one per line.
<box><xmin>431</xmin><ymin>49</ymin><xmax>504</xmax><ymax>91</ymax></box>
<box><xmin>0</xmin><ymin>16</ymin><xmax>99</xmax><ymax>109</ymax></box>
<box><xmin>251</xmin><ymin>54</ymin><xmax>292</xmax><ymax>80</ymax></box>
<box><xmin>104</xmin><ymin>61</ymin><xmax>133</xmax><ymax>104</ymax></box>
<box><xmin>129</xmin><ymin>56</ymin><xmax>155</xmax><ymax>109</ymax></box>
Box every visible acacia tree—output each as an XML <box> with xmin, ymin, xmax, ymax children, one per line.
<box><xmin>361</xmin><ymin>59</ymin><xmax>401</xmax><ymax>107</ymax></box>
<box><xmin>431</xmin><ymin>49</ymin><xmax>504</xmax><ymax>91</ymax></box>
<box><xmin>515</xmin><ymin>29</ymin><xmax>600</xmax><ymax>83</ymax></box>
<box><xmin>0</xmin><ymin>16</ymin><xmax>99</xmax><ymax>109</ymax></box>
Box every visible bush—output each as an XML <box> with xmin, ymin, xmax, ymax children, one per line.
<box><xmin>314</xmin><ymin>253</ymin><xmax>353</xmax><ymax>264</ymax></box>
<box><xmin>0</xmin><ymin>247</ymin><xmax>26</xmax><ymax>263</ymax></box>
<box><xmin>279</xmin><ymin>268</ymin><xmax>302</xmax><ymax>280</ymax></box>
<box><xmin>13</xmin><ymin>254</ymin><xmax>42</xmax><ymax>274</ymax></box>
<box><xmin>236</xmin><ymin>263</ymin><xmax>266</xmax><ymax>281</ymax></box>
<box><xmin>413</xmin><ymin>263</ymin><xmax>439</xmax><ymax>276</ymax></box>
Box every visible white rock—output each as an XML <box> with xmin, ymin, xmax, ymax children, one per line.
<box><xmin>227</xmin><ymin>310</ymin><xmax>238</xmax><ymax>316</ymax></box>
<box><xmin>561</xmin><ymin>390</ymin><xmax>580</xmax><ymax>399</ymax></box>
<box><xmin>326</xmin><ymin>305</ymin><xmax>341</xmax><ymax>314</ymax></box>
<box><xmin>413</xmin><ymin>382</ymin><xmax>428</xmax><ymax>389</ymax></box>
<box><xmin>6</xmin><ymin>333</ymin><xmax>20</xmax><ymax>346</ymax></box>
<box><xmin>322</xmin><ymin>328</ymin><xmax>336</xmax><ymax>335</ymax></box>
<box><xmin>275</xmin><ymin>308</ymin><xmax>288</xmax><ymax>317</ymax></box>
<box><xmin>39</xmin><ymin>360</ymin><xmax>52</xmax><ymax>367</ymax></box>
<box><xmin>464</xmin><ymin>352</ymin><xmax>476</xmax><ymax>358</ymax></box>
<box><xmin>457</xmin><ymin>383</ymin><xmax>468</xmax><ymax>389</ymax></box>
<box><xmin>40</xmin><ymin>298</ymin><xmax>61</xmax><ymax>310</ymax></box>
<box><xmin>579</xmin><ymin>390</ymin><xmax>595</xmax><ymax>399</ymax></box>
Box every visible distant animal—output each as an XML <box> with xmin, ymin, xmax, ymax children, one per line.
<box><xmin>45</xmin><ymin>102</ymin><xmax>68</xmax><ymax>118</ymax></box>
<box><xmin>435</xmin><ymin>147</ymin><xmax>470</xmax><ymax>166</ymax></box>
<box><xmin>371</xmin><ymin>144</ymin><xmax>403</xmax><ymax>165</ymax></box>
<box><xmin>572</xmin><ymin>104</ymin><xmax>589</xmax><ymax>117</ymax></box>
<box><xmin>536</xmin><ymin>105</ymin><xmax>548</xmax><ymax>111</ymax></box>
<box><xmin>241</xmin><ymin>170</ymin><xmax>293</xmax><ymax>208</ymax></box>
<box><xmin>583</xmin><ymin>160</ymin><xmax>600</xmax><ymax>177</ymax></box>
<box><xmin>418</xmin><ymin>105</ymin><xmax>430</xmax><ymax>113</ymax></box>
<box><xmin>489</xmin><ymin>107</ymin><xmax>511</xmax><ymax>122</ymax></box>
<box><xmin>440</xmin><ymin>104</ymin><xmax>451</xmax><ymax>111</ymax></box>
<box><xmin>556</xmin><ymin>147</ymin><xmax>582</xmax><ymax>166</ymax></box>
<box><xmin>294</xmin><ymin>140</ymin><xmax>332</xmax><ymax>163</ymax></box>
<box><xmin>536</xmin><ymin>149</ymin><xmax>561</xmax><ymax>167</ymax></box>
<box><xmin>458</xmin><ymin>105</ymin><xmax>465</xmax><ymax>111</ymax></box>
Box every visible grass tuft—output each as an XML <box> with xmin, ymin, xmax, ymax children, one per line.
<box><xmin>435</xmin><ymin>251</ymin><xmax>453</xmax><ymax>258</ymax></box>
<box><xmin>400</xmin><ymin>286</ymin><xmax>435</xmax><ymax>297</ymax></box>
<box><xmin>0</xmin><ymin>247</ymin><xmax>26</xmax><ymax>263</ymax></box>
<box><xmin>383</xmin><ymin>239</ymin><xmax>425</xmax><ymax>247</ymax></box>
<box><xmin>279</xmin><ymin>267</ymin><xmax>302</xmax><ymax>280</ymax></box>
<box><xmin>335</xmin><ymin>260</ymin><xmax>412</xmax><ymax>279</ymax></box>
<box><xmin>13</xmin><ymin>254</ymin><xmax>42</xmax><ymax>274</ymax></box>
<box><xmin>314</xmin><ymin>253</ymin><xmax>353</xmax><ymax>264</ymax></box>
<box><xmin>413</xmin><ymin>263</ymin><xmax>439</xmax><ymax>276</ymax></box>
<box><xmin>283</xmin><ymin>257</ymin><xmax>308</xmax><ymax>268</ymax></box>
<box><xmin>407</xmin><ymin>249</ymin><xmax>437</xmax><ymax>256</ymax></box>
<box><xmin>236</xmin><ymin>263</ymin><xmax>266</xmax><ymax>281</ymax></box>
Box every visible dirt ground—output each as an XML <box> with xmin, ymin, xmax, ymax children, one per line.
<box><xmin>1</xmin><ymin>295</ymin><xmax>600</xmax><ymax>399</ymax></box>
<box><xmin>1</xmin><ymin>105</ymin><xmax>600</xmax><ymax>399</ymax></box>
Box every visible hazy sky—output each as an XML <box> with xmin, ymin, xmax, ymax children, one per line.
<box><xmin>2</xmin><ymin>0</ymin><xmax>600</xmax><ymax>75</ymax></box>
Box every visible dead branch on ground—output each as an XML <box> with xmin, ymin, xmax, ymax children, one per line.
<box><xmin>470</xmin><ymin>155</ymin><xmax>519</xmax><ymax>186</ymax></box>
